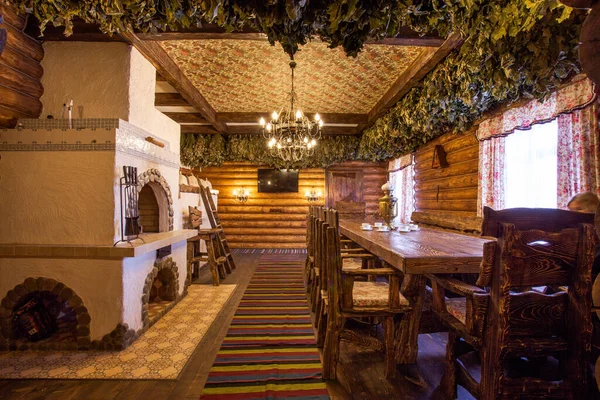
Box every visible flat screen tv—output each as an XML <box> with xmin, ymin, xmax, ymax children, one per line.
<box><xmin>258</xmin><ymin>169</ymin><xmax>299</xmax><ymax>193</ymax></box>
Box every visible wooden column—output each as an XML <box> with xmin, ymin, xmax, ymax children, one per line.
<box><xmin>0</xmin><ymin>4</ymin><xmax>44</xmax><ymax>128</ymax></box>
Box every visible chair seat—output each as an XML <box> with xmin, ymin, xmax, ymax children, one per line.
<box><xmin>352</xmin><ymin>281</ymin><xmax>409</xmax><ymax>308</ymax></box>
<box><xmin>342</xmin><ymin>258</ymin><xmax>363</xmax><ymax>271</ymax></box>
<box><xmin>446</xmin><ymin>297</ymin><xmax>467</xmax><ymax>324</ymax></box>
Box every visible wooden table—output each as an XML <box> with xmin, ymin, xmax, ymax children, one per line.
<box><xmin>339</xmin><ymin>218</ymin><xmax>492</xmax><ymax>382</ymax></box>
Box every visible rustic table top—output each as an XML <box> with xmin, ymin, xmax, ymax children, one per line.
<box><xmin>339</xmin><ymin>218</ymin><xmax>493</xmax><ymax>274</ymax></box>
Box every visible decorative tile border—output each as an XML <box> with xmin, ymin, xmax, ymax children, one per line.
<box><xmin>17</xmin><ymin>118</ymin><xmax>122</xmax><ymax>131</ymax></box>
<box><xmin>0</xmin><ymin>143</ymin><xmax>115</xmax><ymax>152</ymax></box>
<box><xmin>2</xmin><ymin>119</ymin><xmax>181</xmax><ymax>169</ymax></box>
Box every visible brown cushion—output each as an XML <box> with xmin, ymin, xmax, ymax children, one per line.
<box><xmin>446</xmin><ymin>297</ymin><xmax>466</xmax><ymax>324</ymax></box>
<box><xmin>352</xmin><ymin>281</ymin><xmax>409</xmax><ymax>308</ymax></box>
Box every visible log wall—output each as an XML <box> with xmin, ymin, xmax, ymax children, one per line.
<box><xmin>0</xmin><ymin>4</ymin><xmax>44</xmax><ymax>128</ymax></box>
<box><xmin>411</xmin><ymin>129</ymin><xmax>481</xmax><ymax>232</ymax></box>
<box><xmin>198</xmin><ymin>163</ymin><xmax>325</xmax><ymax>249</ymax></box>
<box><xmin>198</xmin><ymin>161</ymin><xmax>387</xmax><ymax>248</ymax></box>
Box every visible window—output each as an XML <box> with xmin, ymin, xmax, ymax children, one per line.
<box><xmin>504</xmin><ymin>120</ymin><xmax>558</xmax><ymax>208</ymax></box>
<box><xmin>389</xmin><ymin>156</ymin><xmax>414</xmax><ymax>225</ymax></box>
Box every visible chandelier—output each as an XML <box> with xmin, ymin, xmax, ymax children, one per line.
<box><xmin>259</xmin><ymin>60</ymin><xmax>323</xmax><ymax>164</ymax></box>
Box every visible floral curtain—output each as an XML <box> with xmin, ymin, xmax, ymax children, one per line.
<box><xmin>556</xmin><ymin>103</ymin><xmax>600</xmax><ymax>208</ymax></box>
<box><xmin>476</xmin><ymin>78</ymin><xmax>598</xmax><ymax>214</ymax></box>
<box><xmin>477</xmin><ymin>78</ymin><xmax>597</xmax><ymax>140</ymax></box>
<box><xmin>477</xmin><ymin>136</ymin><xmax>505</xmax><ymax>216</ymax></box>
<box><xmin>389</xmin><ymin>154</ymin><xmax>414</xmax><ymax>225</ymax></box>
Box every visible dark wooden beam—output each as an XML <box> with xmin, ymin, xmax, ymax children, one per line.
<box><xmin>216</xmin><ymin>112</ymin><xmax>368</xmax><ymax>125</ymax></box>
<box><xmin>136</xmin><ymin>24</ymin><xmax>443</xmax><ymax>48</ymax></box>
<box><xmin>120</xmin><ymin>30</ymin><xmax>228</xmax><ymax>133</ymax></box>
<box><xmin>137</xmin><ymin>24</ymin><xmax>266</xmax><ymax>41</ymax></box>
<box><xmin>165</xmin><ymin>112</ymin><xmax>208</xmax><ymax>124</ymax></box>
<box><xmin>182</xmin><ymin>124</ymin><xmax>359</xmax><ymax>136</ymax></box>
<box><xmin>25</xmin><ymin>18</ymin><xmax>125</xmax><ymax>42</ymax></box>
<box><xmin>155</xmin><ymin>93</ymin><xmax>190</xmax><ymax>107</ymax></box>
<box><xmin>181</xmin><ymin>125</ymin><xmax>220</xmax><ymax>134</ymax></box>
<box><xmin>367</xmin><ymin>32</ymin><xmax>463</xmax><ymax>125</ymax></box>
<box><xmin>366</xmin><ymin>36</ymin><xmax>444</xmax><ymax>47</ymax></box>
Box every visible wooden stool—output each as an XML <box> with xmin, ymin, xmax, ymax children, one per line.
<box><xmin>187</xmin><ymin>228</ymin><xmax>227</xmax><ymax>286</ymax></box>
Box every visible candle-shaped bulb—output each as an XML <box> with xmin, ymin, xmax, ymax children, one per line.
<box><xmin>311</xmin><ymin>139</ymin><xmax>317</xmax><ymax>146</ymax></box>
<box><xmin>259</xmin><ymin>117</ymin><xmax>265</xmax><ymax>126</ymax></box>
<box><xmin>266</xmin><ymin>123</ymin><xmax>272</xmax><ymax>132</ymax></box>
<box><xmin>233</xmin><ymin>189</ymin><xmax>238</xmax><ymax>196</ymax></box>
<box><xmin>303</xmin><ymin>136</ymin><xmax>308</xmax><ymax>143</ymax></box>
<box><xmin>276</xmin><ymin>143</ymin><xmax>282</xmax><ymax>149</ymax></box>
<box><xmin>314</xmin><ymin>113</ymin><xmax>320</xmax><ymax>121</ymax></box>
<box><xmin>295</xmin><ymin>109</ymin><xmax>303</xmax><ymax>120</ymax></box>
<box><xmin>318</xmin><ymin>120</ymin><xmax>323</xmax><ymax>127</ymax></box>
<box><xmin>272</xmin><ymin>111</ymin><xmax>279</xmax><ymax>121</ymax></box>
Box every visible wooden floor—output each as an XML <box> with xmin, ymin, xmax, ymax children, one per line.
<box><xmin>0</xmin><ymin>253</ymin><xmax>473</xmax><ymax>400</ymax></box>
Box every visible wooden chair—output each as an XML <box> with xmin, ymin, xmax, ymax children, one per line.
<box><xmin>306</xmin><ymin>206</ymin><xmax>375</xmax><ymax>313</ymax></box>
<box><xmin>313</xmin><ymin>208</ymin><xmax>376</xmax><ymax>347</ymax></box>
<box><xmin>322</xmin><ymin>209</ymin><xmax>413</xmax><ymax>380</ymax></box>
<box><xmin>429</xmin><ymin>207</ymin><xmax>596</xmax><ymax>399</ymax></box>
<box><xmin>335</xmin><ymin>200</ymin><xmax>366</xmax><ymax>218</ymax></box>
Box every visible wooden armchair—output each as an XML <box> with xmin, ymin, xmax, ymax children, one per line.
<box><xmin>429</xmin><ymin>207</ymin><xmax>596</xmax><ymax>400</ymax></box>
<box><xmin>307</xmin><ymin>206</ymin><xmax>376</xmax><ymax>313</ymax></box>
<box><xmin>322</xmin><ymin>209</ymin><xmax>413</xmax><ymax>380</ymax></box>
<box><xmin>313</xmin><ymin>208</ymin><xmax>378</xmax><ymax>347</ymax></box>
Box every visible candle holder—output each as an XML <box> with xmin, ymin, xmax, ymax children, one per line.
<box><xmin>233</xmin><ymin>187</ymin><xmax>250</xmax><ymax>203</ymax></box>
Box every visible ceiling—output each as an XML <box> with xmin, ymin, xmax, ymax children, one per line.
<box><xmin>159</xmin><ymin>40</ymin><xmax>424</xmax><ymax>115</ymax></box>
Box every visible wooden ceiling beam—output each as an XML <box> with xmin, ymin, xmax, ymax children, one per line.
<box><xmin>216</xmin><ymin>112</ymin><xmax>368</xmax><ymax>125</ymax></box>
<box><xmin>136</xmin><ymin>24</ymin><xmax>443</xmax><ymax>47</ymax></box>
<box><xmin>182</xmin><ymin>125</ymin><xmax>359</xmax><ymax>135</ymax></box>
<box><xmin>181</xmin><ymin>125</ymin><xmax>220</xmax><ymax>134</ymax></box>
<box><xmin>164</xmin><ymin>112</ymin><xmax>208</xmax><ymax>124</ymax></box>
<box><xmin>155</xmin><ymin>93</ymin><xmax>189</xmax><ymax>107</ymax></box>
<box><xmin>120</xmin><ymin>29</ymin><xmax>228</xmax><ymax>133</ymax></box>
<box><xmin>367</xmin><ymin>32</ymin><xmax>463</xmax><ymax>125</ymax></box>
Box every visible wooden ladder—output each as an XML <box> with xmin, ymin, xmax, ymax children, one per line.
<box><xmin>200</xmin><ymin>185</ymin><xmax>236</xmax><ymax>273</ymax></box>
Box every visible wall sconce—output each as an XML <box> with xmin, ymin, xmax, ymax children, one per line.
<box><xmin>305</xmin><ymin>187</ymin><xmax>322</xmax><ymax>202</ymax></box>
<box><xmin>233</xmin><ymin>187</ymin><xmax>250</xmax><ymax>203</ymax></box>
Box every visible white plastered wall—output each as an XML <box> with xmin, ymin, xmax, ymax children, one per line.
<box><xmin>0</xmin><ymin>148</ymin><xmax>116</xmax><ymax>246</ymax></box>
<box><xmin>40</xmin><ymin>42</ymin><xmax>131</xmax><ymax>120</ymax></box>
<box><xmin>0</xmin><ymin>258</ymin><xmax>123</xmax><ymax>340</ymax></box>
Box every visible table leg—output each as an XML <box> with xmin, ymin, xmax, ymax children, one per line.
<box><xmin>395</xmin><ymin>274</ymin><xmax>427</xmax><ymax>386</ymax></box>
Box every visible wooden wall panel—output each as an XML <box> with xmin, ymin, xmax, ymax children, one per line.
<box><xmin>198</xmin><ymin>163</ymin><xmax>325</xmax><ymax>249</ymax></box>
<box><xmin>198</xmin><ymin>160</ymin><xmax>387</xmax><ymax>248</ymax></box>
<box><xmin>0</xmin><ymin>4</ymin><xmax>44</xmax><ymax>128</ymax></box>
<box><xmin>412</xmin><ymin>129</ymin><xmax>480</xmax><ymax>231</ymax></box>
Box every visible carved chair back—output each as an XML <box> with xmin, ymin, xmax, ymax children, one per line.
<box><xmin>479</xmin><ymin>207</ymin><xmax>596</xmax><ymax>399</ymax></box>
<box><xmin>335</xmin><ymin>200</ymin><xmax>366</xmax><ymax>218</ymax></box>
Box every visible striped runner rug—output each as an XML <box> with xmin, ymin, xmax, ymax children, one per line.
<box><xmin>200</xmin><ymin>253</ymin><xmax>329</xmax><ymax>399</ymax></box>
<box><xmin>232</xmin><ymin>249</ymin><xmax>307</xmax><ymax>255</ymax></box>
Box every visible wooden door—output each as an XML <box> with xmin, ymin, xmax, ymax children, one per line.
<box><xmin>326</xmin><ymin>169</ymin><xmax>364</xmax><ymax>208</ymax></box>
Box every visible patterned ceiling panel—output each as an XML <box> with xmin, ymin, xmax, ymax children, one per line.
<box><xmin>160</xmin><ymin>40</ymin><xmax>424</xmax><ymax>114</ymax></box>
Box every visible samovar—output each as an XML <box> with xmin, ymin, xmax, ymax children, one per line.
<box><xmin>378</xmin><ymin>184</ymin><xmax>398</xmax><ymax>229</ymax></box>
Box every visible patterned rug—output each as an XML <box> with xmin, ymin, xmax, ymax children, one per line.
<box><xmin>200</xmin><ymin>253</ymin><xmax>329</xmax><ymax>399</ymax></box>
<box><xmin>232</xmin><ymin>249</ymin><xmax>307</xmax><ymax>255</ymax></box>
<box><xmin>0</xmin><ymin>284</ymin><xmax>236</xmax><ymax>380</ymax></box>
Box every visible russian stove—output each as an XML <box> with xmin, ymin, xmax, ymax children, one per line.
<box><xmin>0</xmin><ymin>42</ymin><xmax>195</xmax><ymax>351</ymax></box>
